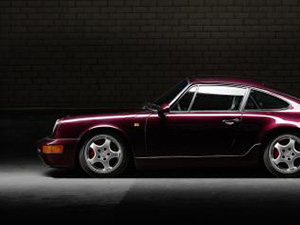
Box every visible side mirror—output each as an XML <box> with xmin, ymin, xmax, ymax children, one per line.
<box><xmin>158</xmin><ymin>103</ymin><xmax>170</xmax><ymax>117</ymax></box>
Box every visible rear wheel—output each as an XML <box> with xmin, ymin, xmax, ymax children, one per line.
<box><xmin>264</xmin><ymin>134</ymin><xmax>300</xmax><ymax>178</ymax></box>
<box><xmin>79</xmin><ymin>133</ymin><xmax>129</xmax><ymax>177</ymax></box>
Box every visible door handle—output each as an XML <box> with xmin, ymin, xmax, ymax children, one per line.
<box><xmin>222</xmin><ymin>118</ymin><xmax>240</xmax><ymax>125</ymax></box>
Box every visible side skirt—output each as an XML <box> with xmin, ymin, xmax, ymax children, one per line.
<box><xmin>134</xmin><ymin>143</ymin><xmax>261</xmax><ymax>170</ymax></box>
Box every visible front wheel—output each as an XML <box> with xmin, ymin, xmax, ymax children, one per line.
<box><xmin>264</xmin><ymin>134</ymin><xmax>300</xmax><ymax>178</ymax></box>
<box><xmin>79</xmin><ymin>133</ymin><xmax>129</xmax><ymax>177</ymax></box>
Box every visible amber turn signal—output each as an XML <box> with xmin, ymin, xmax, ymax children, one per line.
<box><xmin>42</xmin><ymin>145</ymin><xmax>63</xmax><ymax>154</ymax></box>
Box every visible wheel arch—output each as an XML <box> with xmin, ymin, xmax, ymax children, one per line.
<box><xmin>255</xmin><ymin>126</ymin><xmax>300</xmax><ymax>166</ymax></box>
<box><xmin>260</xmin><ymin>126</ymin><xmax>300</xmax><ymax>150</ymax></box>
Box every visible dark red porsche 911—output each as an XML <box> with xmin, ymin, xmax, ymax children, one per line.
<box><xmin>38</xmin><ymin>78</ymin><xmax>300</xmax><ymax>178</ymax></box>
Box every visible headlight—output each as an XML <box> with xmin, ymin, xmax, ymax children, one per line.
<box><xmin>52</xmin><ymin>119</ymin><xmax>61</xmax><ymax>134</ymax></box>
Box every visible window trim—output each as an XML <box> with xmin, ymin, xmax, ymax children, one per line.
<box><xmin>166</xmin><ymin>79</ymin><xmax>191</xmax><ymax>109</ymax></box>
<box><xmin>169</xmin><ymin>84</ymin><xmax>248</xmax><ymax>113</ymax></box>
<box><xmin>169</xmin><ymin>84</ymin><xmax>198</xmax><ymax>113</ymax></box>
<box><xmin>242</xmin><ymin>87</ymin><xmax>291</xmax><ymax>112</ymax></box>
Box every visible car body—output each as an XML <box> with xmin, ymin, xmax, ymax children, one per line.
<box><xmin>38</xmin><ymin>78</ymin><xmax>300</xmax><ymax>177</ymax></box>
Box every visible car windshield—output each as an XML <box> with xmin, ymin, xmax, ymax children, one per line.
<box><xmin>153</xmin><ymin>79</ymin><xmax>189</xmax><ymax>106</ymax></box>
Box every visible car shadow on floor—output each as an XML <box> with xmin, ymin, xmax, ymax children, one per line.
<box><xmin>44</xmin><ymin>167</ymin><xmax>273</xmax><ymax>179</ymax></box>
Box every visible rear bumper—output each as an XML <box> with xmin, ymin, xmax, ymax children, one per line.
<box><xmin>37</xmin><ymin>137</ymin><xmax>79</xmax><ymax>168</ymax></box>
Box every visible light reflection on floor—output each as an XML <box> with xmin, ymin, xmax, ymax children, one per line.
<box><xmin>0</xmin><ymin>159</ymin><xmax>299</xmax><ymax>224</ymax></box>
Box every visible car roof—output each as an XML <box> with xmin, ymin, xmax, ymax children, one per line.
<box><xmin>187</xmin><ymin>77</ymin><xmax>300</xmax><ymax>104</ymax></box>
<box><xmin>188</xmin><ymin>77</ymin><xmax>266</xmax><ymax>89</ymax></box>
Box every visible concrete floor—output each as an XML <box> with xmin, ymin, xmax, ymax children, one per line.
<box><xmin>1</xmin><ymin>157</ymin><xmax>300</xmax><ymax>224</ymax></box>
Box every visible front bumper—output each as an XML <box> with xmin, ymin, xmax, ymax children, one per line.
<box><xmin>37</xmin><ymin>137</ymin><xmax>79</xmax><ymax>168</ymax></box>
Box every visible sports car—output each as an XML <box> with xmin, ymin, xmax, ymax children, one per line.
<box><xmin>38</xmin><ymin>78</ymin><xmax>300</xmax><ymax>177</ymax></box>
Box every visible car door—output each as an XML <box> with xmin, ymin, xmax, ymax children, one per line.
<box><xmin>146</xmin><ymin>84</ymin><xmax>247</xmax><ymax>157</ymax></box>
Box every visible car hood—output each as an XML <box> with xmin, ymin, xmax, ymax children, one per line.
<box><xmin>60</xmin><ymin>108</ymin><xmax>150</xmax><ymax>123</ymax></box>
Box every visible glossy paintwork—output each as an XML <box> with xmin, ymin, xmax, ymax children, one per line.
<box><xmin>146</xmin><ymin>113</ymin><xmax>242</xmax><ymax>156</ymax></box>
<box><xmin>38</xmin><ymin>78</ymin><xmax>300</xmax><ymax>168</ymax></box>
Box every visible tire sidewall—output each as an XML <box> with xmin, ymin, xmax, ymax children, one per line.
<box><xmin>79</xmin><ymin>133</ymin><xmax>129</xmax><ymax>178</ymax></box>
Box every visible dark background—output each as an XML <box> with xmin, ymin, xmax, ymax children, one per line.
<box><xmin>1</xmin><ymin>0</ymin><xmax>300</xmax><ymax>109</ymax></box>
<box><xmin>1</xmin><ymin>1</ymin><xmax>300</xmax><ymax>223</ymax></box>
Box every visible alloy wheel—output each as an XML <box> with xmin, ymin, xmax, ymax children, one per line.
<box><xmin>269</xmin><ymin>135</ymin><xmax>300</xmax><ymax>174</ymax></box>
<box><xmin>84</xmin><ymin>134</ymin><xmax>123</xmax><ymax>174</ymax></box>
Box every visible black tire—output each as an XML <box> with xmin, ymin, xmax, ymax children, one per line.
<box><xmin>263</xmin><ymin>134</ymin><xmax>300</xmax><ymax>178</ymax></box>
<box><xmin>79</xmin><ymin>133</ymin><xmax>130</xmax><ymax>178</ymax></box>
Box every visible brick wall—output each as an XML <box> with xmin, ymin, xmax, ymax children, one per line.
<box><xmin>1</xmin><ymin>0</ymin><xmax>300</xmax><ymax>108</ymax></box>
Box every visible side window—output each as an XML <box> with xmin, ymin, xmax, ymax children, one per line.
<box><xmin>172</xmin><ymin>86</ymin><xmax>197</xmax><ymax>111</ymax></box>
<box><xmin>245</xmin><ymin>95</ymin><xmax>259</xmax><ymax>110</ymax></box>
<box><xmin>191</xmin><ymin>86</ymin><xmax>246</xmax><ymax>111</ymax></box>
<box><xmin>245</xmin><ymin>90</ymin><xmax>289</xmax><ymax>110</ymax></box>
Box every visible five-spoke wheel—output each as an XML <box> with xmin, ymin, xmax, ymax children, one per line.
<box><xmin>264</xmin><ymin>134</ymin><xmax>300</xmax><ymax>177</ymax></box>
<box><xmin>79</xmin><ymin>133</ymin><xmax>129</xmax><ymax>177</ymax></box>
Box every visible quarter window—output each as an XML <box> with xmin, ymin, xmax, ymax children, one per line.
<box><xmin>244</xmin><ymin>95</ymin><xmax>259</xmax><ymax>110</ymax></box>
<box><xmin>245</xmin><ymin>90</ymin><xmax>289</xmax><ymax>110</ymax></box>
<box><xmin>191</xmin><ymin>86</ymin><xmax>246</xmax><ymax>111</ymax></box>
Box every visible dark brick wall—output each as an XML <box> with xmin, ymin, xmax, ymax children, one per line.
<box><xmin>1</xmin><ymin>0</ymin><xmax>300</xmax><ymax>108</ymax></box>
